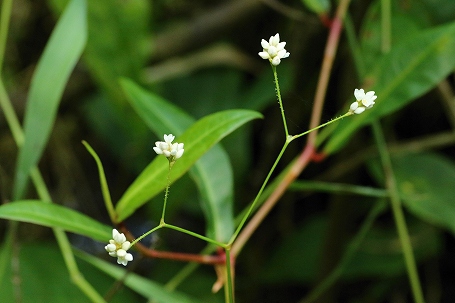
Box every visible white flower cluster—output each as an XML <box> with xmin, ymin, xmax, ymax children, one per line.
<box><xmin>105</xmin><ymin>229</ymin><xmax>133</xmax><ymax>266</ymax></box>
<box><xmin>349</xmin><ymin>89</ymin><xmax>377</xmax><ymax>114</ymax></box>
<box><xmin>258</xmin><ymin>33</ymin><xmax>290</xmax><ymax>66</ymax></box>
<box><xmin>153</xmin><ymin>134</ymin><xmax>184</xmax><ymax>161</ymax></box>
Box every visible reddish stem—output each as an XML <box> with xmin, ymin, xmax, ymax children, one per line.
<box><xmin>118</xmin><ymin>225</ymin><xmax>225</xmax><ymax>265</ymax></box>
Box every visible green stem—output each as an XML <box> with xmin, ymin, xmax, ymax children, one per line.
<box><xmin>381</xmin><ymin>0</ymin><xmax>392</xmax><ymax>53</ymax></box>
<box><xmin>344</xmin><ymin>13</ymin><xmax>365</xmax><ymax>79</ymax></box>
<box><xmin>164</xmin><ymin>223</ymin><xmax>225</xmax><ymax>247</ymax></box>
<box><xmin>0</xmin><ymin>0</ymin><xmax>13</xmax><ymax>75</ymax></box>
<box><xmin>292</xmin><ymin>112</ymin><xmax>352</xmax><ymax>141</ymax></box>
<box><xmin>160</xmin><ymin>162</ymin><xmax>172</xmax><ymax>223</ymax></box>
<box><xmin>225</xmin><ymin>248</ymin><xmax>234</xmax><ymax>303</ymax></box>
<box><xmin>289</xmin><ymin>181</ymin><xmax>389</xmax><ymax>198</ymax></box>
<box><xmin>229</xmin><ymin>112</ymin><xmax>352</xmax><ymax>247</ymax></box>
<box><xmin>272</xmin><ymin>65</ymin><xmax>289</xmax><ymax>137</ymax></box>
<box><xmin>130</xmin><ymin>224</ymin><xmax>163</xmax><ymax>246</ymax></box>
<box><xmin>0</xmin><ymin>81</ymin><xmax>23</xmax><ymax>144</ymax></box>
<box><xmin>228</xmin><ymin>140</ymin><xmax>289</xmax><ymax>245</ymax></box>
<box><xmin>54</xmin><ymin>227</ymin><xmax>105</xmax><ymax>302</ymax></box>
<box><xmin>372</xmin><ymin>121</ymin><xmax>425</xmax><ymax>303</ymax></box>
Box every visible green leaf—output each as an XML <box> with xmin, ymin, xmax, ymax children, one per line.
<box><xmin>371</xmin><ymin>153</ymin><xmax>455</xmax><ymax>236</ymax></box>
<box><xmin>121</xmin><ymin>79</ymin><xmax>235</xmax><ymax>241</ymax></box>
<box><xmin>419</xmin><ymin>0</ymin><xmax>455</xmax><ymax>24</ymax></box>
<box><xmin>322</xmin><ymin>21</ymin><xmax>455</xmax><ymax>154</ymax></box>
<box><xmin>83</xmin><ymin>0</ymin><xmax>150</xmax><ymax>102</ymax></box>
<box><xmin>49</xmin><ymin>0</ymin><xmax>153</xmax><ymax>174</ymax></box>
<box><xmin>116</xmin><ymin>109</ymin><xmax>262</xmax><ymax>222</ymax></box>
<box><xmin>121</xmin><ymin>79</ymin><xmax>193</xmax><ymax>133</ymax></box>
<box><xmin>360</xmin><ymin>0</ymin><xmax>431</xmax><ymax>71</ymax></box>
<box><xmin>77</xmin><ymin>249</ymin><xmax>204</xmax><ymax>303</ymax></box>
<box><xmin>13</xmin><ymin>0</ymin><xmax>87</xmax><ymax>199</ymax></box>
<box><xmin>2</xmin><ymin>242</ymin><xmax>139</xmax><ymax>303</ymax></box>
<box><xmin>0</xmin><ymin>201</ymin><xmax>111</xmax><ymax>242</ymax></box>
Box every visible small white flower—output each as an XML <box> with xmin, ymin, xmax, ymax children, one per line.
<box><xmin>349</xmin><ymin>88</ymin><xmax>377</xmax><ymax>114</ymax></box>
<box><xmin>258</xmin><ymin>33</ymin><xmax>290</xmax><ymax>66</ymax></box>
<box><xmin>105</xmin><ymin>229</ymin><xmax>133</xmax><ymax>266</ymax></box>
<box><xmin>153</xmin><ymin>134</ymin><xmax>184</xmax><ymax>162</ymax></box>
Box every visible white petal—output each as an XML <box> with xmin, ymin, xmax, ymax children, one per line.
<box><xmin>125</xmin><ymin>253</ymin><xmax>133</xmax><ymax>262</ymax></box>
<box><xmin>362</xmin><ymin>99</ymin><xmax>373</xmax><ymax>107</ymax></box>
<box><xmin>277</xmin><ymin>49</ymin><xmax>289</xmax><ymax>59</ymax></box>
<box><xmin>261</xmin><ymin>39</ymin><xmax>269</xmax><ymax>49</ymax></box>
<box><xmin>271</xmin><ymin>33</ymin><xmax>280</xmax><ymax>46</ymax></box>
<box><xmin>350</xmin><ymin>102</ymin><xmax>359</xmax><ymax>111</ymax></box>
<box><xmin>276</xmin><ymin>41</ymin><xmax>286</xmax><ymax>51</ymax></box>
<box><xmin>153</xmin><ymin>147</ymin><xmax>163</xmax><ymax>154</ymax></box>
<box><xmin>159</xmin><ymin>142</ymin><xmax>169</xmax><ymax>150</ymax></box>
<box><xmin>113</xmin><ymin>231</ymin><xmax>126</xmax><ymax>244</ymax></box>
<box><xmin>117</xmin><ymin>249</ymin><xmax>127</xmax><ymax>257</ymax></box>
<box><xmin>164</xmin><ymin>134</ymin><xmax>175</xmax><ymax>144</ymax></box>
<box><xmin>258</xmin><ymin>51</ymin><xmax>270</xmax><ymax>59</ymax></box>
<box><xmin>112</xmin><ymin>229</ymin><xmax>119</xmax><ymax>238</ymax></box>
<box><xmin>271</xmin><ymin>57</ymin><xmax>281</xmax><ymax>66</ymax></box>
<box><xmin>267</xmin><ymin>46</ymin><xmax>278</xmax><ymax>57</ymax></box>
<box><xmin>354</xmin><ymin>107</ymin><xmax>365</xmax><ymax>114</ymax></box>
<box><xmin>365</xmin><ymin>100</ymin><xmax>375</xmax><ymax>108</ymax></box>
<box><xmin>117</xmin><ymin>257</ymin><xmax>128</xmax><ymax>266</ymax></box>
<box><xmin>163</xmin><ymin>150</ymin><xmax>171</xmax><ymax>157</ymax></box>
<box><xmin>121</xmin><ymin>241</ymin><xmax>131</xmax><ymax>250</ymax></box>
<box><xmin>176</xmin><ymin>149</ymin><xmax>184</xmax><ymax>159</ymax></box>
<box><xmin>354</xmin><ymin>88</ymin><xmax>365</xmax><ymax>101</ymax></box>
<box><xmin>105</xmin><ymin>244</ymin><xmax>116</xmax><ymax>252</ymax></box>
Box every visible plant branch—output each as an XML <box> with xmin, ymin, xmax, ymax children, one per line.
<box><xmin>119</xmin><ymin>225</ymin><xmax>225</xmax><ymax>265</ymax></box>
<box><xmin>231</xmin><ymin>0</ymin><xmax>352</xmax><ymax>257</ymax></box>
<box><xmin>372</xmin><ymin>121</ymin><xmax>425</xmax><ymax>303</ymax></box>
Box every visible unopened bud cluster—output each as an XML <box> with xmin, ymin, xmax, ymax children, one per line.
<box><xmin>153</xmin><ymin>134</ymin><xmax>184</xmax><ymax>162</ymax></box>
<box><xmin>258</xmin><ymin>33</ymin><xmax>290</xmax><ymax>66</ymax></box>
<box><xmin>105</xmin><ymin>229</ymin><xmax>133</xmax><ymax>266</ymax></box>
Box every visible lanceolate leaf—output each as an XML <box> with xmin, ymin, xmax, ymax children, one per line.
<box><xmin>13</xmin><ymin>0</ymin><xmax>87</xmax><ymax>199</ymax></box>
<box><xmin>115</xmin><ymin>108</ymin><xmax>262</xmax><ymax>222</ymax></box>
<box><xmin>0</xmin><ymin>201</ymin><xmax>111</xmax><ymax>242</ymax></box>
<box><xmin>121</xmin><ymin>79</ymin><xmax>235</xmax><ymax>241</ymax></box>
<box><xmin>322</xmin><ymin>21</ymin><xmax>455</xmax><ymax>154</ymax></box>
